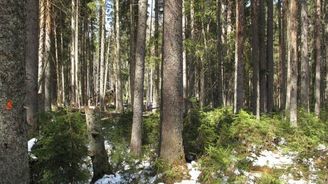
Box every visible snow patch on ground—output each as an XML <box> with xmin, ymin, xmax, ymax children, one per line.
<box><xmin>95</xmin><ymin>174</ymin><xmax>125</xmax><ymax>184</ymax></box>
<box><xmin>175</xmin><ymin>161</ymin><xmax>201</xmax><ymax>184</ymax></box>
<box><xmin>250</xmin><ymin>149</ymin><xmax>296</xmax><ymax>168</ymax></box>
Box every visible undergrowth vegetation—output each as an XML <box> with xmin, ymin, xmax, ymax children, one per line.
<box><xmin>28</xmin><ymin>107</ymin><xmax>328</xmax><ymax>183</ymax></box>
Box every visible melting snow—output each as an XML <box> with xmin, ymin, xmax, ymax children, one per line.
<box><xmin>95</xmin><ymin>174</ymin><xmax>125</xmax><ymax>184</ymax></box>
<box><xmin>175</xmin><ymin>161</ymin><xmax>201</xmax><ymax>184</ymax></box>
<box><xmin>251</xmin><ymin>149</ymin><xmax>296</xmax><ymax>168</ymax></box>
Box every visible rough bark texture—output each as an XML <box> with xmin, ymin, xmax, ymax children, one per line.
<box><xmin>85</xmin><ymin>107</ymin><xmax>112</xmax><ymax>183</ymax></box>
<box><xmin>267</xmin><ymin>0</ymin><xmax>274</xmax><ymax>113</ymax></box>
<box><xmin>130</xmin><ymin>0</ymin><xmax>147</xmax><ymax>156</ymax></box>
<box><xmin>160</xmin><ymin>0</ymin><xmax>185</xmax><ymax>164</ymax></box>
<box><xmin>314</xmin><ymin>0</ymin><xmax>322</xmax><ymax>116</ymax></box>
<box><xmin>286</xmin><ymin>0</ymin><xmax>298</xmax><ymax>126</ymax></box>
<box><xmin>234</xmin><ymin>0</ymin><xmax>245</xmax><ymax>114</ymax></box>
<box><xmin>300</xmin><ymin>0</ymin><xmax>310</xmax><ymax>112</ymax></box>
<box><xmin>252</xmin><ymin>0</ymin><xmax>260</xmax><ymax>118</ymax></box>
<box><xmin>26</xmin><ymin>0</ymin><xmax>39</xmax><ymax>134</ymax></box>
<box><xmin>0</xmin><ymin>1</ymin><xmax>30</xmax><ymax>183</ymax></box>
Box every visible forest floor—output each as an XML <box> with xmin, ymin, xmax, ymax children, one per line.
<box><xmin>28</xmin><ymin>108</ymin><xmax>328</xmax><ymax>184</ymax></box>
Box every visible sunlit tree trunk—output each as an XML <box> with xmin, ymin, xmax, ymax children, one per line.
<box><xmin>153</xmin><ymin>0</ymin><xmax>160</xmax><ymax>111</ymax></box>
<box><xmin>160</xmin><ymin>0</ymin><xmax>185</xmax><ymax>164</ymax></box>
<box><xmin>115</xmin><ymin>0</ymin><xmax>123</xmax><ymax>113</ymax></box>
<box><xmin>252</xmin><ymin>0</ymin><xmax>260</xmax><ymax>118</ymax></box>
<box><xmin>286</xmin><ymin>0</ymin><xmax>298</xmax><ymax>126</ymax></box>
<box><xmin>44</xmin><ymin>0</ymin><xmax>52</xmax><ymax>111</ymax></box>
<box><xmin>99</xmin><ymin>1</ymin><xmax>106</xmax><ymax>110</ymax></box>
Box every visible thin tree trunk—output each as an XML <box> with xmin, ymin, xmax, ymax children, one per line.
<box><xmin>0</xmin><ymin>1</ymin><xmax>29</xmax><ymax>183</ymax></box>
<box><xmin>252</xmin><ymin>0</ymin><xmax>260</xmax><ymax>118</ymax></box>
<box><xmin>115</xmin><ymin>0</ymin><xmax>123</xmax><ymax>113</ymax></box>
<box><xmin>278</xmin><ymin>0</ymin><xmax>287</xmax><ymax>110</ymax></box>
<box><xmin>234</xmin><ymin>0</ymin><xmax>245</xmax><ymax>113</ymax></box>
<box><xmin>314</xmin><ymin>0</ymin><xmax>322</xmax><ymax>116</ymax></box>
<box><xmin>99</xmin><ymin>2</ymin><xmax>106</xmax><ymax>110</ymax></box>
<box><xmin>160</xmin><ymin>0</ymin><xmax>185</xmax><ymax>164</ymax></box>
<box><xmin>44</xmin><ymin>0</ymin><xmax>52</xmax><ymax>111</ymax></box>
<box><xmin>130</xmin><ymin>0</ymin><xmax>137</xmax><ymax>107</ymax></box>
<box><xmin>130</xmin><ymin>0</ymin><xmax>147</xmax><ymax>156</ymax></box>
<box><xmin>259</xmin><ymin>0</ymin><xmax>267</xmax><ymax>113</ymax></box>
<box><xmin>267</xmin><ymin>0</ymin><xmax>274</xmax><ymax>113</ymax></box>
<box><xmin>153</xmin><ymin>0</ymin><xmax>160</xmax><ymax>111</ymax></box>
<box><xmin>215</xmin><ymin>0</ymin><xmax>223</xmax><ymax>108</ymax></box>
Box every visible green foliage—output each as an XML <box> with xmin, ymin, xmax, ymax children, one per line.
<box><xmin>256</xmin><ymin>174</ymin><xmax>283</xmax><ymax>184</ymax></box>
<box><xmin>154</xmin><ymin>159</ymin><xmax>186</xmax><ymax>183</ymax></box>
<box><xmin>30</xmin><ymin>110</ymin><xmax>89</xmax><ymax>184</ymax></box>
<box><xmin>143</xmin><ymin>113</ymin><xmax>160</xmax><ymax>148</ymax></box>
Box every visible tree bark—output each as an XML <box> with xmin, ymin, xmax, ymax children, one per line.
<box><xmin>267</xmin><ymin>0</ymin><xmax>274</xmax><ymax>113</ymax></box>
<box><xmin>44</xmin><ymin>0</ymin><xmax>52</xmax><ymax>111</ymax></box>
<box><xmin>153</xmin><ymin>0</ymin><xmax>160</xmax><ymax>111</ymax></box>
<box><xmin>26</xmin><ymin>0</ymin><xmax>39</xmax><ymax>134</ymax></box>
<box><xmin>278</xmin><ymin>0</ymin><xmax>287</xmax><ymax>110</ymax></box>
<box><xmin>160</xmin><ymin>0</ymin><xmax>185</xmax><ymax>164</ymax></box>
<box><xmin>0</xmin><ymin>1</ymin><xmax>29</xmax><ymax>183</ymax></box>
<box><xmin>300</xmin><ymin>0</ymin><xmax>310</xmax><ymax>112</ymax></box>
<box><xmin>130</xmin><ymin>0</ymin><xmax>138</xmax><ymax>107</ymax></box>
<box><xmin>314</xmin><ymin>0</ymin><xmax>322</xmax><ymax>116</ymax></box>
<box><xmin>115</xmin><ymin>0</ymin><xmax>123</xmax><ymax>113</ymax></box>
<box><xmin>214</xmin><ymin>0</ymin><xmax>223</xmax><ymax>108</ymax></box>
<box><xmin>259</xmin><ymin>0</ymin><xmax>267</xmax><ymax>113</ymax></box>
<box><xmin>99</xmin><ymin>1</ymin><xmax>106</xmax><ymax>110</ymax></box>
<box><xmin>286</xmin><ymin>0</ymin><xmax>298</xmax><ymax>126</ymax></box>
<box><xmin>85</xmin><ymin>107</ymin><xmax>112</xmax><ymax>183</ymax></box>
<box><xmin>252</xmin><ymin>0</ymin><xmax>260</xmax><ymax>118</ymax></box>
<box><xmin>130</xmin><ymin>0</ymin><xmax>147</xmax><ymax>156</ymax></box>
<box><xmin>234</xmin><ymin>0</ymin><xmax>245</xmax><ymax>114</ymax></box>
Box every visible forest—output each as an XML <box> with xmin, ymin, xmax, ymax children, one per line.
<box><xmin>0</xmin><ymin>0</ymin><xmax>328</xmax><ymax>183</ymax></box>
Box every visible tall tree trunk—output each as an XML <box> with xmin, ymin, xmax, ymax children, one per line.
<box><xmin>44</xmin><ymin>0</ymin><xmax>52</xmax><ymax>111</ymax></box>
<box><xmin>300</xmin><ymin>0</ymin><xmax>310</xmax><ymax>112</ymax></box>
<box><xmin>160</xmin><ymin>0</ymin><xmax>185</xmax><ymax>164</ymax></box>
<box><xmin>286</xmin><ymin>0</ymin><xmax>298</xmax><ymax>126</ymax></box>
<box><xmin>115</xmin><ymin>0</ymin><xmax>123</xmax><ymax>113</ymax></box>
<box><xmin>85</xmin><ymin>107</ymin><xmax>112</xmax><ymax>183</ymax></box>
<box><xmin>267</xmin><ymin>0</ymin><xmax>274</xmax><ymax>113</ymax></box>
<box><xmin>99</xmin><ymin>1</ymin><xmax>106</xmax><ymax>110</ymax></box>
<box><xmin>259</xmin><ymin>0</ymin><xmax>267</xmax><ymax>113</ymax></box>
<box><xmin>130</xmin><ymin>0</ymin><xmax>138</xmax><ymax>106</ymax></box>
<box><xmin>130</xmin><ymin>0</ymin><xmax>147</xmax><ymax>156</ymax></box>
<box><xmin>0</xmin><ymin>1</ymin><xmax>29</xmax><ymax>183</ymax></box>
<box><xmin>26</xmin><ymin>0</ymin><xmax>39</xmax><ymax>134</ymax></box>
<box><xmin>71</xmin><ymin>0</ymin><xmax>76</xmax><ymax>105</ymax></box>
<box><xmin>314</xmin><ymin>0</ymin><xmax>322</xmax><ymax>116</ymax></box>
<box><xmin>278</xmin><ymin>0</ymin><xmax>287</xmax><ymax>110</ymax></box>
<box><xmin>188</xmin><ymin>0</ymin><xmax>196</xmax><ymax>101</ymax></box>
<box><xmin>234</xmin><ymin>0</ymin><xmax>245</xmax><ymax>113</ymax></box>
<box><xmin>153</xmin><ymin>0</ymin><xmax>160</xmax><ymax>111</ymax></box>
<box><xmin>252</xmin><ymin>0</ymin><xmax>260</xmax><ymax>118</ymax></box>
<box><xmin>215</xmin><ymin>0</ymin><xmax>223</xmax><ymax>108</ymax></box>
<box><xmin>74</xmin><ymin>0</ymin><xmax>80</xmax><ymax>107</ymax></box>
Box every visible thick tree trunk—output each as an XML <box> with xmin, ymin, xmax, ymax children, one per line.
<box><xmin>130</xmin><ymin>0</ymin><xmax>147</xmax><ymax>156</ymax></box>
<box><xmin>252</xmin><ymin>0</ymin><xmax>260</xmax><ymax>118</ymax></box>
<box><xmin>26</xmin><ymin>0</ymin><xmax>39</xmax><ymax>134</ymax></box>
<box><xmin>300</xmin><ymin>0</ymin><xmax>310</xmax><ymax>112</ymax></box>
<box><xmin>214</xmin><ymin>0</ymin><xmax>223</xmax><ymax>108</ymax></box>
<box><xmin>160</xmin><ymin>0</ymin><xmax>185</xmax><ymax>164</ymax></box>
<box><xmin>314</xmin><ymin>0</ymin><xmax>322</xmax><ymax>116</ymax></box>
<box><xmin>286</xmin><ymin>0</ymin><xmax>298</xmax><ymax>126</ymax></box>
<box><xmin>85</xmin><ymin>107</ymin><xmax>112</xmax><ymax>183</ymax></box>
<box><xmin>0</xmin><ymin>1</ymin><xmax>29</xmax><ymax>183</ymax></box>
<box><xmin>267</xmin><ymin>0</ymin><xmax>274</xmax><ymax>113</ymax></box>
<box><xmin>234</xmin><ymin>0</ymin><xmax>245</xmax><ymax>113</ymax></box>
